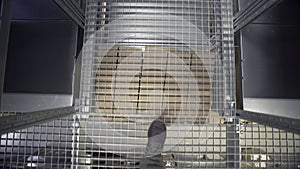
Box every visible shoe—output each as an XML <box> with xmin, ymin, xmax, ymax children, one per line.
<box><xmin>144</xmin><ymin>120</ymin><xmax>167</xmax><ymax>157</ymax></box>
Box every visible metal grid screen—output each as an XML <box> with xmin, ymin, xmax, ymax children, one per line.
<box><xmin>76</xmin><ymin>0</ymin><xmax>236</xmax><ymax>168</ymax></box>
<box><xmin>1</xmin><ymin>1</ymin><xmax>300</xmax><ymax>169</ymax></box>
<box><xmin>240</xmin><ymin>120</ymin><xmax>300</xmax><ymax>169</ymax></box>
<box><xmin>0</xmin><ymin>113</ymin><xmax>74</xmax><ymax>168</ymax></box>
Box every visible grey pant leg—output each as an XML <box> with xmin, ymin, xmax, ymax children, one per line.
<box><xmin>140</xmin><ymin>155</ymin><xmax>165</xmax><ymax>169</ymax></box>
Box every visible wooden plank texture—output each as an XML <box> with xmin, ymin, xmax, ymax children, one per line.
<box><xmin>93</xmin><ymin>46</ymin><xmax>215</xmax><ymax>124</ymax></box>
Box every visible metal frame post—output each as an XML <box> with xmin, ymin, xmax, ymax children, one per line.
<box><xmin>226</xmin><ymin>117</ymin><xmax>241</xmax><ymax>168</ymax></box>
<box><xmin>72</xmin><ymin>0</ymin><xmax>84</xmax><ymax>101</ymax></box>
<box><xmin>0</xmin><ymin>0</ymin><xmax>12</xmax><ymax>110</ymax></box>
<box><xmin>233</xmin><ymin>0</ymin><xmax>244</xmax><ymax>110</ymax></box>
<box><xmin>235</xmin><ymin>33</ymin><xmax>244</xmax><ymax>110</ymax></box>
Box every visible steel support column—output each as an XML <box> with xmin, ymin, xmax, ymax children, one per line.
<box><xmin>234</xmin><ymin>0</ymin><xmax>282</xmax><ymax>33</ymax></box>
<box><xmin>0</xmin><ymin>0</ymin><xmax>12</xmax><ymax>110</ymax></box>
<box><xmin>226</xmin><ymin>117</ymin><xmax>240</xmax><ymax>168</ymax></box>
<box><xmin>0</xmin><ymin>106</ymin><xmax>76</xmax><ymax>135</ymax></box>
<box><xmin>235</xmin><ymin>32</ymin><xmax>244</xmax><ymax>110</ymax></box>
<box><xmin>72</xmin><ymin>21</ymin><xmax>84</xmax><ymax>106</ymax></box>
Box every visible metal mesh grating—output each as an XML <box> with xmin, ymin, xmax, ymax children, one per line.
<box><xmin>0</xmin><ymin>0</ymin><xmax>300</xmax><ymax>168</ymax></box>
<box><xmin>0</xmin><ymin>114</ymin><xmax>74</xmax><ymax>168</ymax></box>
<box><xmin>240</xmin><ymin>119</ymin><xmax>300</xmax><ymax>169</ymax></box>
<box><xmin>0</xmin><ymin>1</ymin><xmax>299</xmax><ymax>169</ymax></box>
<box><xmin>75</xmin><ymin>0</ymin><xmax>236</xmax><ymax>168</ymax></box>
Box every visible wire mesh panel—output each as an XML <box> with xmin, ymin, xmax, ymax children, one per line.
<box><xmin>0</xmin><ymin>114</ymin><xmax>74</xmax><ymax>169</ymax></box>
<box><xmin>76</xmin><ymin>0</ymin><xmax>235</xmax><ymax>168</ymax></box>
<box><xmin>0</xmin><ymin>1</ymin><xmax>299</xmax><ymax>169</ymax></box>
<box><xmin>240</xmin><ymin>120</ymin><xmax>300</xmax><ymax>169</ymax></box>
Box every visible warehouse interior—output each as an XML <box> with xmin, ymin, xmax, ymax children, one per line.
<box><xmin>0</xmin><ymin>0</ymin><xmax>299</xmax><ymax>168</ymax></box>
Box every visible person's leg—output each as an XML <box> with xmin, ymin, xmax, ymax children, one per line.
<box><xmin>140</xmin><ymin>120</ymin><xmax>166</xmax><ymax>169</ymax></box>
<box><xmin>140</xmin><ymin>154</ymin><xmax>165</xmax><ymax>169</ymax></box>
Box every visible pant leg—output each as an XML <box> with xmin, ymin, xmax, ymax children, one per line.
<box><xmin>140</xmin><ymin>155</ymin><xmax>165</xmax><ymax>169</ymax></box>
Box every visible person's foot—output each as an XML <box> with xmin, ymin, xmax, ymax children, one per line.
<box><xmin>144</xmin><ymin>120</ymin><xmax>167</xmax><ymax>157</ymax></box>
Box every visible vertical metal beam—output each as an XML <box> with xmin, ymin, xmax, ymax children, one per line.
<box><xmin>232</xmin><ymin>0</ymin><xmax>239</xmax><ymax>15</ymax></box>
<box><xmin>226</xmin><ymin>117</ymin><xmax>240</xmax><ymax>168</ymax></box>
<box><xmin>72</xmin><ymin>23</ymin><xmax>84</xmax><ymax>106</ymax></box>
<box><xmin>72</xmin><ymin>48</ymin><xmax>82</xmax><ymax>106</ymax></box>
<box><xmin>235</xmin><ymin>32</ymin><xmax>244</xmax><ymax>110</ymax></box>
<box><xmin>79</xmin><ymin>0</ymin><xmax>86</xmax><ymax>12</ymax></box>
<box><xmin>0</xmin><ymin>0</ymin><xmax>12</xmax><ymax>110</ymax></box>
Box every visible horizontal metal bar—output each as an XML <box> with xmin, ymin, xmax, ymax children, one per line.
<box><xmin>53</xmin><ymin>0</ymin><xmax>85</xmax><ymax>28</ymax></box>
<box><xmin>0</xmin><ymin>106</ymin><xmax>75</xmax><ymax>135</ymax></box>
<box><xmin>237</xmin><ymin>109</ymin><xmax>300</xmax><ymax>134</ymax></box>
<box><xmin>233</xmin><ymin>0</ymin><xmax>282</xmax><ymax>33</ymax></box>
